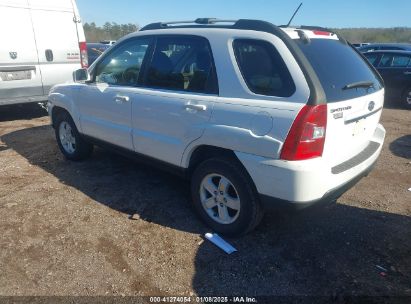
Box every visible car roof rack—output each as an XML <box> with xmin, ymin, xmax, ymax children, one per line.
<box><xmin>140</xmin><ymin>18</ymin><xmax>287</xmax><ymax>34</ymax></box>
<box><xmin>140</xmin><ymin>19</ymin><xmax>339</xmax><ymax>38</ymax></box>
<box><xmin>141</xmin><ymin>18</ymin><xmax>236</xmax><ymax>31</ymax></box>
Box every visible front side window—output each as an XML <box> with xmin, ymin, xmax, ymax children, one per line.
<box><xmin>233</xmin><ymin>39</ymin><xmax>296</xmax><ymax>97</ymax></box>
<box><xmin>95</xmin><ymin>38</ymin><xmax>152</xmax><ymax>86</ymax></box>
<box><xmin>364</xmin><ymin>53</ymin><xmax>380</xmax><ymax>67</ymax></box>
<box><xmin>145</xmin><ymin>36</ymin><xmax>218</xmax><ymax>94</ymax></box>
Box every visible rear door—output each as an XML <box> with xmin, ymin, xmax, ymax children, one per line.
<box><xmin>28</xmin><ymin>0</ymin><xmax>81</xmax><ymax>95</ymax></box>
<box><xmin>296</xmin><ymin>34</ymin><xmax>384</xmax><ymax>165</ymax></box>
<box><xmin>0</xmin><ymin>1</ymin><xmax>43</xmax><ymax>103</ymax></box>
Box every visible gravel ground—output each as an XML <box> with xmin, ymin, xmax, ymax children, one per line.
<box><xmin>0</xmin><ymin>104</ymin><xmax>410</xmax><ymax>300</ymax></box>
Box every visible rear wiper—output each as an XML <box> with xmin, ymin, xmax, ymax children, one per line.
<box><xmin>342</xmin><ymin>81</ymin><xmax>374</xmax><ymax>90</ymax></box>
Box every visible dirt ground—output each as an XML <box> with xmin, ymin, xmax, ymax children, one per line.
<box><xmin>0</xmin><ymin>104</ymin><xmax>410</xmax><ymax>300</ymax></box>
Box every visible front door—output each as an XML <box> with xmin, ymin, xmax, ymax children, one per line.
<box><xmin>78</xmin><ymin>37</ymin><xmax>153</xmax><ymax>150</ymax></box>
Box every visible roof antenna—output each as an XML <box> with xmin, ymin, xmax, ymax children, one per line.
<box><xmin>286</xmin><ymin>2</ymin><xmax>303</xmax><ymax>27</ymax></box>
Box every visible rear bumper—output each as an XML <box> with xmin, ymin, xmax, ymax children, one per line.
<box><xmin>236</xmin><ymin>123</ymin><xmax>386</xmax><ymax>207</ymax></box>
<box><xmin>259</xmin><ymin>159</ymin><xmax>376</xmax><ymax>210</ymax></box>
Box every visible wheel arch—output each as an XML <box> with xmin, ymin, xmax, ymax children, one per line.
<box><xmin>51</xmin><ymin>106</ymin><xmax>71</xmax><ymax>129</ymax></box>
<box><xmin>186</xmin><ymin>145</ymin><xmax>256</xmax><ymax>187</ymax></box>
<box><xmin>48</xmin><ymin>89</ymin><xmax>82</xmax><ymax>131</ymax></box>
<box><xmin>188</xmin><ymin>145</ymin><xmax>237</xmax><ymax>172</ymax></box>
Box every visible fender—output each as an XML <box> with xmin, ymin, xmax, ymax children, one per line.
<box><xmin>48</xmin><ymin>84</ymin><xmax>83</xmax><ymax>132</ymax></box>
<box><xmin>181</xmin><ymin>124</ymin><xmax>283</xmax><ymax>168</ymax></box>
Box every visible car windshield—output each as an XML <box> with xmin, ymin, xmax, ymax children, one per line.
<box><xmin>295</xmin><ymin>38</ymin><xmax>383</xmax><ymax>103</ymax></box>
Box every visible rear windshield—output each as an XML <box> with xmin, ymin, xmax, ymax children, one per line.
<box><xmin>296</xmin><ymin>38</ymin><xmax>383</xmax><ymax>103</ymax></box>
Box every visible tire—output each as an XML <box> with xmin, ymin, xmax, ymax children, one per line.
<box><xmin>402</xmin><ymin>87</ymin><xmax>411</xmax><ymax>109</ymax></box>
<box><xmin>55</xmin><ymin>111</ymin><xmax>93</xmax><ymax>161</ymax></box>
<box><xmin>191</xmin><ymin>157</ymin><xmax>264</xmax><ymax>236</ymax></box>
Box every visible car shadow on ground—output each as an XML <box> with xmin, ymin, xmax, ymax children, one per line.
<box><xmin>1</xmin><ymin>125</ymin><xmax>411</xmax><ymax>297</ymax></box>
<box><xmin>193</xmin><ymin>205</ymin><xmax>411</xmax><ymax>297</ymax></box>
<box><xmin>1</xmin><ymin>124</ymin><xmax>205</xmax><ymax>235</ymax></box>
<box><xmin>389</xmin><ymin>135</ymin><xmax>411</xmax><ymax>159</ymax></box>
<box><xmin>0</xmin><ymin>103</ymin><xmax>47</xmax><ymax>122</ymax></box>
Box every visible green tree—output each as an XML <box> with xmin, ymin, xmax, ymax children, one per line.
<box><xmin>84</xmin><ymin>22</ymin><xmax>139</xmax><ymax>42</ymax></box>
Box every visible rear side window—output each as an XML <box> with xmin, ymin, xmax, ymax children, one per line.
<box><xmin>144</xmin><ymin>36</ymin><xmax>218</xmax><ymax>94</ymax></box>
<box><xmin>296</xmin><ymin>39</ymin><xmax>383</xmax><ymax>103</ymax></box>
<box><xmin>233</xmin><ymin>39</ymin><xmax>296</xmax><ymax>97</ymax></box>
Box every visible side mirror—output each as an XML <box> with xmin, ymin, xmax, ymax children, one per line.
<box><xmin>73</xmin><ymin>68</ymin><xmax>90</xmax><ymax>82</ymax></box>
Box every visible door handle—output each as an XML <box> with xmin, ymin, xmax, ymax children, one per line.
<box><xmin>184</xmin><ymin>104</ymin><xmax>207</xmax><ymax>111</ymax></box>
<box><xmin>114</xmin><ymin>95</ymin><xmax>130</xmax><ymax>104</ymax></box>
<box><xmin>45</xmin><ymin>49</ymin><xmax>53</xmax><ymax>62</ymax></box>
<box><xmin>404</xmin><ymin>71</ymin><xmax>411</xmax><ymax>75</ymax></box>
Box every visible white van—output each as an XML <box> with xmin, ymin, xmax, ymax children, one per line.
<box><xmin>0</xmin><ymin>0</ymin><xmax>87</xmax><ymax>106</ymax></box>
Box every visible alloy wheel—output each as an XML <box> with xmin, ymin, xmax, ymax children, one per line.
<box><xmin>199</xmin><ymin>173</ymin><xmax>241</xmax><ymax>225</ymax></box>
<box><xmin>59</xmin><ymin>121</ymin><xmax>76</xmax><ymax>154</ymax></box>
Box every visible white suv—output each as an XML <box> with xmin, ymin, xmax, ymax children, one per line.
<box><xmin>48</xmin><ymin>19</ymin><xmax>386</xmax><ymax>236</ymax></box>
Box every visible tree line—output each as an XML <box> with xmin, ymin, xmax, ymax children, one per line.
<box><xmin>335</xmin><ymin>27</ymin><xmax>411</xmax><ymax>43</ymax></box>
<box><xmin>83</xmin><ymin>22</ymin><xmax>139</xmax><ymax>42</ymax></box>
<box><xmin>83</xmin><ymin>22</ymin><xmax>411</xmax><ymax>44</ymax></box>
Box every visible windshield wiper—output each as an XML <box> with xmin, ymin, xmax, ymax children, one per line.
<box><xmin>342</xmin><ymin>81</ymin><xmax>374</xmax><ymax>90</ymax></box>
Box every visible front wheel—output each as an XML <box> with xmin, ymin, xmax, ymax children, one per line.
<box><xmin>402</xmin><ymin>88</ymin><xmax>411</xmax><ymax>109</ymax></box>
<box><xmin>191</xmin><ymin>158</ymin><xmax>264</xmax><ymax>236</ymax></box>
<box><xmin>55</xmin><ymin>112</ymin><xmax>93</xmax><ymax>161</ymax></box>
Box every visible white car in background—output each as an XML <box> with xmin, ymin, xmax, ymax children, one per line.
<box><xmin>100</xmin><ymin>40</ymin><xmax>116</xmax><ymax>46</ymax></box>
<box><xmin>48</xmin><ymin>19</ymin><xmax>386</xmax><ymax>236</ymax></box>
<box><xmin>0</xmin><ymin>0</ymin><xmax>87</xmax><ymax>106</ymax></box>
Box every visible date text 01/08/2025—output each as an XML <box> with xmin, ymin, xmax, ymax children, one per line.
<box><xmin>149</xmin><ymin>296</ymin><xmax>257</xmax><ymax>303</ymax></box>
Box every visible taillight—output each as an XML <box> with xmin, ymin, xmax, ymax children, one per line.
<box><xmin>280</xmin><ymin>104</ymin><xmax>327</xmax><ymax>161</ymax></box>
<box><xmin>313</xmin><ymin>30</ymin><xmax>331</xmax><ymax>36</ymax></box>
<box><xmin>79</xmin><ymin>41</ymin><xmax>88</xmax><ymax>68</ymax></box>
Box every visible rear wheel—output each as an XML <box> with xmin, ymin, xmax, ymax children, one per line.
<box><xmin>191</xmin><ymin>157</ymin><xmax>264</xmax><ymax>236</ymax></box>
<box><xmin>55</xmin><ymin>112</ymin><xmax>93</xmax><ymax>161</ymax></box>
<box><xmin>402</xmin><ymin>87</ymin><xmax>411</xmax><ymax>109</ymax></box>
